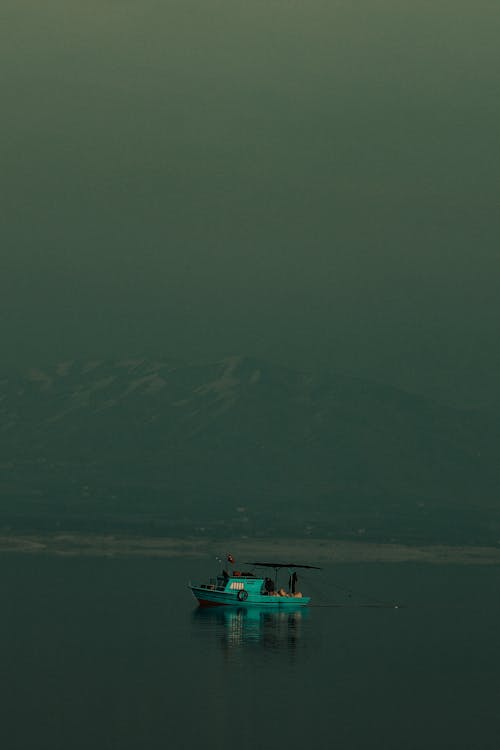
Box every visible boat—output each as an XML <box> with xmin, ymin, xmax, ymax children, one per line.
<box><xmin>188</xmin><ymin>560</ymin><xmax>321</xmax><ymax>608</ymax></box>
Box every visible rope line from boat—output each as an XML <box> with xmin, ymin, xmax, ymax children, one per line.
<box><xmin>298</xmin><ymin>569</ymin><xmax>403</xmax><ymax>609</ymax></box>
<box><xmin>310</xmin><ymin>603</ymin><xmax>403</xmax><ymax>608</ymax></box>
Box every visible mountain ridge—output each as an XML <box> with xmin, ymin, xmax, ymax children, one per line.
<box><xmin>0</xmin><ymin>356</ymin><xmax>498</xmax><ymax>545</ymax></box>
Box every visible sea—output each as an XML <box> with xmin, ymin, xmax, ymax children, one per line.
<box><xmin>1</xmin><ymin>554</ymin><xmax>499</xmax><ymax>750</ymax></box>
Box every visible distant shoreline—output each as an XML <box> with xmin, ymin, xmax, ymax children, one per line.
<box><xmin>1</xmin><ymin>533</ymin><xmax>499</xmax><ymax>564</ymax></box>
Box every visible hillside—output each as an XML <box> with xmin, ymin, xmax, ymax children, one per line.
<box><xmin>0</xmin><ymin>357</ymin><xmax>498</xmax><ymax>544</ymax></box>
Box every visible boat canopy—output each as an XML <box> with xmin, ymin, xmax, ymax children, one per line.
<box><xmin>244</xmin><ymin>562</ymin><xmax>322</xmax><ymax>570</ymax></box>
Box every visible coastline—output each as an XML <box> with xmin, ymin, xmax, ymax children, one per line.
<box><xmin>0</xmin><ymin>532</ymin><xmax>499</xmax><ymax>564</ymax></box>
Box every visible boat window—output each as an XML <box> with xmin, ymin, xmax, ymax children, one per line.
<box><xmin>229</xmin><ymin>581</ymin><xmax>244</xmax><ymax>590</ymax></box>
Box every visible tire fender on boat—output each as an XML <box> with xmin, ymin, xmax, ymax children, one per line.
<box><xmin>237</xmin><ymin>589</ymin><xmax>248</xmax><ymax>602</ymax></box>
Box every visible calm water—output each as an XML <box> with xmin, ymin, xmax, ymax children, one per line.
<box><xmin>1</xmin><ymin>555</ymin><xmax>499</xmax><ymax>749</ymax></box>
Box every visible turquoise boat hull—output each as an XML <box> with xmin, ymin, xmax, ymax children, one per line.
<box><xmin>189</xmin><ymin>575</ymin><xmax>310</xmax><ymax>608</ymax></box>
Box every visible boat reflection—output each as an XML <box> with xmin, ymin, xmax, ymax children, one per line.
<box><xmin>192</xmin><ymin>605</ymin><xmax>308</xmax><ymax>655</ymax></box>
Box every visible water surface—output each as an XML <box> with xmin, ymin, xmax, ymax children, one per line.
<box><xmin>1</xmin><ymin>555</ymin><xmax>498</xmax><ymax>749</ymax></box>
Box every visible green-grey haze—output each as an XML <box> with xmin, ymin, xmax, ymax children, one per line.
<box><xmin>2</xmin><ymin>1</ymin><xmax>500</xmax><ymax>408</ymax></box>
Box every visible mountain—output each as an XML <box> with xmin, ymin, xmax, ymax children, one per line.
<box><xmin>0</xmin><ymin>356</ymin><xmax>498</xmax><ymax>544</ymax></box>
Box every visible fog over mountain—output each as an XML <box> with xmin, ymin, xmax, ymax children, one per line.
<box><xmin>1</xmin><ymin>357</ymin><xmax>498</xmax><ymax>545</ymax></box>
<box><xmin>2</xmin><ymin>2</ymin><xmax>500</xmax><ymax>413</ymax></box>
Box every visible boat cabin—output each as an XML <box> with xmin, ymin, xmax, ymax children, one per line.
<box><xmin>199</xmin><ymin>571</ymin><xmax>266</xmax><ymax>595</ymax></box>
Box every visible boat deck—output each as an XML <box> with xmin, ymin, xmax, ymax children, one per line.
<box><xmin>190</xmin><ymin>572</ymin><xmax>310</xmax><ymax>608</ymax></box>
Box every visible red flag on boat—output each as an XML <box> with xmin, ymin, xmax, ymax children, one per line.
<box><xmin>227</xmin><ymin>553</ymin><xmax>235</xmax><ymax>564</ymax></box>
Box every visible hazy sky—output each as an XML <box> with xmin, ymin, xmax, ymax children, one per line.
<box><xmin>2</xmin><ymin>1</ymin><xmax>499</xmax><ymax>406</ymax></box>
